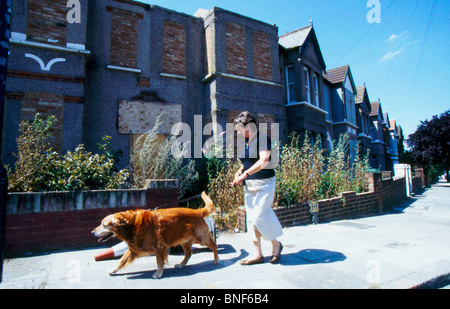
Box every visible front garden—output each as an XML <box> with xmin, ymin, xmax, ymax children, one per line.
<box><xmin>7</xmin><ymin>114</ymin><xmax>370</xmax><ymax>230</ymax></box>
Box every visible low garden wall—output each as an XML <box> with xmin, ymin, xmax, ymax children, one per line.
<box><xmin>238</xmin><ymin>172</ymin><xmax>424</xmax><ymax>232</ymax></box>
<box><xmin>5</xmin><ymin>180</ymin><xmax>178</xmax><ymax>256</ymax></box>
<box><xmin>5</xmin><ymin>170</ymin><xmax>425</xmax><ymax>256</ymax></box>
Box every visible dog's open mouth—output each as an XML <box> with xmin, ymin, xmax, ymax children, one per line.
<box><xmin>98</xmin><ymin>232</ymin><xmax>114</xmax><ymax>243</ymax></box>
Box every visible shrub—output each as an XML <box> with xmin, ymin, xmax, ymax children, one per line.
<box><xmin>130</xmin><ymin>113</ymin><xmax>199</xmax><ymax>198</ymax></box>
<box><xmin>318</xmin><ymin>133</ymin><xmax>352</xmax><ymax>199</ymax></box>
<box><xmin>207</xmin><ymin>132</ymin><xmax>371</xmax><ymax>229</ymax></box>
<box><xmin>275</xmin><ymin>132</ymin><xmax>324</xmax><ymax>207</ymax></box>
<box><xmin>7</xmin><ymin>114</ymin><xmax>129</xmax><ymax>192</ymax></box>
<box><xmin>318</xmin><ymin>134</ymin><xmax>370</xmax><ymax>198</ymax></box>
<box><xmin>207</xmin><ymin>160</ymin><xmax>244</xmax><ymax>230</ymax></box>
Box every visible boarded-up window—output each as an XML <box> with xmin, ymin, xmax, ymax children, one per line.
<box><xmin>108</xmin><ymin>7</ymin><xmax>142</xmax><ymax>68</ymax></box>
<box><xmin>252</xmin><ymin>30</ymin><xmax>272</xmax><ymax>81</ymax></box>
<box><xmin>21</xmin><ymin>92</ymin><xmax>65</xmax><ymax>153</ymax></box>
<box><xmin>226</xmin><ymin>22</ymin><xmax>247</xmax><ymax>77</ymax></box>
<box><xmin>162</xmin><ymin>21</ymin><xmax>186</xmax><ymax>75</ymax></box>
<box><xmin>27</xmin><ymin>0</ymin><xmax>67</xmax><ymax>46</ymax></box>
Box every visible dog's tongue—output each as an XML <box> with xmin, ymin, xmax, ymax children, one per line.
<box><xmin>97</xmin><ymin>233</ymin><xmax>113</xmax><ymax>243</ymax></box>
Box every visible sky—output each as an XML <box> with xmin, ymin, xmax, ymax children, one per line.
<box><xmin>138</xmin><ymin>0</ymin><xmax>450</xmax><ymax>141</ymax></box>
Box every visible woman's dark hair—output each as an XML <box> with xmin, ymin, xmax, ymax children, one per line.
<box><xmin>234</xmin><ymin>111</ymin><xmax>257</xmax><ymax>126</ymax></box>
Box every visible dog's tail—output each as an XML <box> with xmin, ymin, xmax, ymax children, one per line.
<box><xmin>199</xmin><ymin>191</ymin><xmax>216</xmax><ymax>218</ymax></box>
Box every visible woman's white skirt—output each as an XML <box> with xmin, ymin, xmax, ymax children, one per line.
<box><xmin>244</xmin><ymin>177</ymin><xmax>283</xmax><ymax>241</ymax></box>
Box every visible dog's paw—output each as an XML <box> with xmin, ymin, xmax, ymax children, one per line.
<box><xmin>175</xmin><ymin>263</ymin><xmax>185</xmax><ymax>269</ymax></box>
<box><xmin>152</xmin><ymin>270</ymin><xmax>163</xmax><ymax>279</ymax></box>
<box><xmin>213</xmin><ymin>258</ymin><xmax>220</xmax><ymax>265</ymax></box>
<box><xmin>108</xmin><ymin>268</ymin><xmax>119</xmax><ymax>276</ymax></box>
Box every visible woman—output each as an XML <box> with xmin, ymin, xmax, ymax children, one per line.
<box><xmin>232</xmin><ymin>111</ymin><xmax>283</xmax><ymax>265</ymax></box>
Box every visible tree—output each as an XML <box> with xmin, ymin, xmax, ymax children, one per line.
<box><xmin>407</xmin><ymin>110</ymin><xmax>450</xmax><ymax>182</ymax></box>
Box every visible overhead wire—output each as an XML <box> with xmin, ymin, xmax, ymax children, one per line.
<box><xmin>401</xmin><ymin>0</ymin><xmax>438</xmax><ymax>119</ymax></box>
<box><xmin>332</xmin><ymin>0</ymin><xmax>398</xmax><ymax>67</ymax></box>
<box><xmin>379</xmin><ymin>0</ymin><xmax>420</xmax><ymax>95</ymax></box>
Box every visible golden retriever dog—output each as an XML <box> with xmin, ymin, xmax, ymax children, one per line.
<box><xmin>92</xmin><ymin>192</ymin><xmax>219</xmax><ymax>279</ymax></box>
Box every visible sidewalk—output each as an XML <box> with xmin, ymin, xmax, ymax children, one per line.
<box><xmin>1</xmin><ymin>180</ymin><xmax>450</xmax><ymax>289</ymax></box>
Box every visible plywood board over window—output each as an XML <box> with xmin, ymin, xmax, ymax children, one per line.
<box><xmin>119</xmin><ymin>100</ymin><xmax>183</xmax><ymax>183</ymax></box>
<box><xmin>118</xmin><ymin>100</ymin><xmax>182</xmax><ymax>135</ymax></box>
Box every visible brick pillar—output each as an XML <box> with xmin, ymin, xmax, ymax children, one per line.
<box><xmin>365</xmin><ymin>172</ymin><xmax>383</xmax><ymax>214</ymax></box>
<box><xmin>237</xmin><ymin>206</ymin><xmax>247</xmax><ymax>233</ymax></box>
<box><xmin>143</xmin><ymin>179</ymin><xmax>179</xmax><ymax>210</ymax></box>
<box><xmin>415</xmin><ymin>168</ymin><xmax>425</xmax><ymax>188</ymax></box>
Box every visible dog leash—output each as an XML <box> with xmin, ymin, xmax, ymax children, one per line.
<box><xmin>151</xmin><ymin>193</ymin><xmax>202</xmax><ymax>210</ymax></box>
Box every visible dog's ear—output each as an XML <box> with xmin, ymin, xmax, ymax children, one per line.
<box><xmin>113</xmin><ymin>216</ymin><xmax>129</xmax><ymax>226</ymax></box>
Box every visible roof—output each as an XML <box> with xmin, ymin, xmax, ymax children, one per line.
<box><xmin>355</xmin><ymin>86</ymin><xmax>366</xmax><ymax>104</ymax></box>
<box><xmin>324</xmin><ymin>65</ymin><xmax>349</xmax><ymax>84</ymax></box>
<box><xmin>279</xmin><ymin>25</ymin><xmax>326</xmax><ymax>69</ymax></box>
<box><xmin>355</xmin><ymin>85</ymin><xmax>372</xmax><ymax>113</ymax></box>
<box><xmin>370</xmin><ymin>101</ymin><xmax>382</xmax><ymax>117</ymax></box>
<box><xmin>389</xmin><ymin>119</ymin><xmax>397</xmax><ymax>131</ymax></box>
<box><xmin>323</xmin><ymin>65</ymin><xmax>357</xmax><ymax>93</ymax></box>
<box><xmin>279</xmin><ymin>25</ymin><xmax>312</xmax><ymax>49</ymax></box>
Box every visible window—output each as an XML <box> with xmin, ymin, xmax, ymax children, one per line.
<box><xmin>314</xmin><ymin>73</ymin><xmax>320</xmax><ymax>107</ymax></box>
<box><xmin>345</xmin><ymin>90</ymin><xmax>356</xmax><ymax>125</ymax></box>
<box><xmin>304</xmin><ymin>67</ymin><xmax>311</xmax><ymax>103</ymax></box>
<box><xmin>323</xmin><ymin>84</ymin><xmax>332</xmax><ymax>121</ymax></box>
<box><xmin>286</xmin><ymin>65</ymin><xmax>297</xmax><ymax>103</ymax></box>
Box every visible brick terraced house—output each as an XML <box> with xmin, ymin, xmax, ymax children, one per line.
<box><xmin>3</xmin><ymin>0</ymin><xmax>402</xmax><ymax>172</ymax></box>
<box><xmin>279</xmin><ymin>24</ymin><xmax>328</xmax><ymax>148</ymax></box>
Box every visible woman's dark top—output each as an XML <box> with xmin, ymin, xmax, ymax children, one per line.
<box><xmin>240</xmin><ymin>133</ymin><xmax>275</xmax><ymax>180</ymax></box>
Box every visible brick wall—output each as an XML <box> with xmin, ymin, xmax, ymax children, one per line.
<box><xmin>252</xmin><ymin>30</ymin><xmax>272</xmax><ymax>81</ymax></box>
<box><xmin>21</xmin><ymin>92</ymin><xmax>65</xmax><ymax>153</ymax></box>
<box><xmin>381</xmin><ymin>177</ymin><xmax>407</xmax><ymax>211</ymax></box>
<box><xmin>27</xmin><ymin>0</ymin><xmax>67</xmax><ymax>46</ymax></box>
<box><xmin>5</xmin><ymin>180</ymin><xmax>179</xmax><ymax>256</ymax></box>
<box><xmin>108</xmin><ymin>6</ymin><xmax>142</xmax><ymax>68</ymax></box>
<box><xmin>237</xmin><ymin>173</ymin><xmax>410</xmax><ymax>231</ymax></box>
<box><xmin>226</xmin><ymin>22</ymin><xmax>247</xmax><ymax>77</ymax></box>
<box><xmin>162</xmin><ymin>21</ymin><xmax>186</xmax><ymax>75</ymax></box>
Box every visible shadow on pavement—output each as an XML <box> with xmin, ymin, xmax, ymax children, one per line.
<box><xmin>114</xmin><ymin>246</ymin><xmax>248</xmax><ymax>280</ymax></box>
<box><xmin>280</xmin><ymin>248</ymin><xmax>346</xmax><ymax>266</ymax></box>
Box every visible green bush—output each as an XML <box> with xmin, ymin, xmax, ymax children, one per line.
<box><xmin>7</xmin><ymin>114</ymin><xmax>129</xmax><ymax>192</ymax></box>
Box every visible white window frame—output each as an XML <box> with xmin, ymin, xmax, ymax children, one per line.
<box><xmin>286</xmin><ymin>65</ymin><xmax>296</xmax><ymax>103</ymax></box>
<box><xmin>314</xmin><ymin>73</ymin><xmax>320</xmax><ymax>107</ymax></box>
<box><xmin>304</xmin><ymin>67</ymin><xmax>311</xmax><ymax>103</ymax></box>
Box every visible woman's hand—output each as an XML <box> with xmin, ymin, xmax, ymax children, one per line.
<box><xmin>233</xmin><ymin>170</ymin><xmax>247</xmax><ymax>186</ymax></box>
